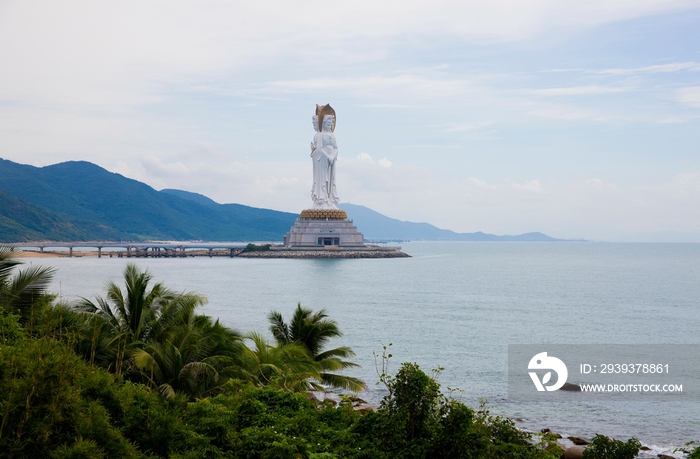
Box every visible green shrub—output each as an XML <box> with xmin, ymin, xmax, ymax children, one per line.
<box><xmin>49</xmin><ymin>437</ymin><xmax>106</xmax><ymax>459</ymax></box>
<box><xmin>0</xmin><ymin>312</ymin><xmax>23</xmax><ymax>345</ymax></box>
<box><xmin>582</xmin><ymin>434</ymin><xmax>641</xmax><ymax>459</ymax></box>
<box><xmin>244</xmin><ymin>243</ymin><xmax>271</xmax><ymax>252</ymax></box>
<box><xmin>363</xmin><ymin>362</ymin><xmax>555</xmax><ymax>459</ymax></box>
<box><xmin>0</xmin><ymin>338</ymin><xmax>142</xmax><ymax>458</ymax></box>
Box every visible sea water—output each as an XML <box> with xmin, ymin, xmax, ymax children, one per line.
<box><xmin>31</xmin><ymin>242</ymin><xmax>700</xmax><ymax>455</ymax></box>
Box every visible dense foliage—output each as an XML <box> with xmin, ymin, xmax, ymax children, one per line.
<box><xmin>582</xmin><ymin>434</ymin><xmax>642</xmax><ymax>459</ymax></box>
<box><xmin>0</xmin><ymin>334</ymin><xmax>564</xmax><ymax>459</ymax></box>
<box><xmin>244</xmin><ymin>243</ymin><xmax>272</xmax><ymax>252</ymax></box>
<box><xmin>1</xmin><ymin>246</ymin><xmax>689</xmax><ymax>458</ymax></box>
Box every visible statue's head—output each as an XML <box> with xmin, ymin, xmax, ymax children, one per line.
<box><xmin>322</xmin><ymin>115</ymin><xmax>334</xmax><ymax>132</ymax></box>
<box><xmin>312</xmin><ymin>115</ymin><xmax>318</xmax><ymax>132</ymax></box>
<box><xmin>315</xmin><ymin>104</ymin><xmax>336</xmax><ymax>132</ymax></box>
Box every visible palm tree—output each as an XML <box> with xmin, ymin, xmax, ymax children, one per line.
<box><xmin>76</xmin><ymin>263</ymin><xmax>206</xmax><ymax>376</ymax></box>
<box><xmin>239</xmin><ymin>332</ymin><xmax>323</xmax><ymax>392</ymax></box>
<box><xmin>131</xmin><ymin>307</ymin><xmax>244</xmax><ymax>399</ymax></box>
<box><xmin>0</xmin><ymin>244</ymin><xmax>55</xmax><ymax>322</ymax></box>
<box><xmin>268</xmin><ymin>304</ymin><xmax>365</xmax><ymax>391</ymax></box>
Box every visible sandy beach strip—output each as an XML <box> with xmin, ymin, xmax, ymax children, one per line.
<box><xmin>13</xmin><ymin>250</ymin><xmax>100</xmax><ymax>258</ymax></box>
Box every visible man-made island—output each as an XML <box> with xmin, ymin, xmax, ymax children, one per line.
<box><xmin>276</xmin><ymin>105</ymin><xmax>409</xmax><ymax>258</ymax></box>
<box><xmin>239</xmin><ymin>244</ymin><xmax>410</xmax><ymax>258</ymax></box>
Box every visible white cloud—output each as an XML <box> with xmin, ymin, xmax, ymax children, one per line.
<box><xmin>595</xmin><ymin>61</ymin><xmax>700</xmax><ymax>75</ymax></box>
<box><xmin>511</xmin><ymin>179</ymin><xmax>545</xmax><ymax>194</ymax></box>
<box><xmin>341</xmin><ymin>168</ymin><xmax>700</xmax><ymax>240</ymax></box>
<box><xmin>443</xmin><ymin>122</ymin><xmax>494</xmax><ymax>133</ymax></box>
<box><xmin>527</xmin><ymin>108</ymin><xmax>613</xmax><ymax>122</ymax></box>
<box><xmin>141</xmin><ymin>156</ymin><xmax>190</xmax><ymax>177</ymax></box>
<box><xmin>2</xmin><ymin>1</ymin><xmax>697</xmax><ymax>109</ymax></box>
<box><xmin>352</xmin><ymin>153</ymin><xmax>393</xmax><ymax>169</ymax></box>
<box><xmin>466</xmin><ymin>177</ymin><xmax>498</xmax><ymax>191</ymax></box>
<box><xmin>531</xmin><ymin>85</ymin><xmax>634</xmax><ymax>96</ymax></box>
<box><xmin>262</xmin><ymin>75</ymin><xmax>476</xmax><ymax>100</ymax></box>
<box><xmin>676</xmin><ymin>86</ymin><xmax>700</xmax><ymax>108</ymax></box>
<box><xmin>653</xmin><ymin>116</ymin><xmax>697</xmax><ymax>124</ymax></box>
<box><xmin>163</xmin><ymin>160</ymin><xmax>308</xmax><ymax>211</ymax></box>
<box><xmin>583</xmin><ymin>178</ymin><xmax>604</xmax><ymax>189</ymax></box>
<box><xmin>378</xmin><ymin>158</ymin><xmax>393</xmax><ymax>168</ymax></box>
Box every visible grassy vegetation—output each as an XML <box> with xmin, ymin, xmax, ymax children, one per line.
<box><xmin>0</xmin><ymin>245</ymin><xmax>669</xmax><ymax>458</ymax></box>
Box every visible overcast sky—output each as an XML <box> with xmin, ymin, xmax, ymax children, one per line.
<box><xmin>1</xmin><ymin>1</ymin><xmax>699</xmax><ymax>241</ymax></box>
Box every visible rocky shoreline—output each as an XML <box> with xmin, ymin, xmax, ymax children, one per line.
<box><xmin>527</xmin><ymin>427</ymin><xmax>685</xmax><ymax>459</ymax></box>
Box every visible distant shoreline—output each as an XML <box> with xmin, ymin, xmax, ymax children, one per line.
<box><xmin>14</xmin><ymin>250</ymin><xmax>87</xmax><ymax>258</ymax></box>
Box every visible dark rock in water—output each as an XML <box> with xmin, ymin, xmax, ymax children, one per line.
<box><xmin>568</xmin><ymin>436</ymin><xmax>589</xmax><ymax>445</ymax></box>
<box><xmin>640</xmin><ymin>446</ymin><xmax>650</xmax><ymax>450</ymax></box>
<box><xmin>657</xmin><ymin>455</ymin><xmax>675</xmax><ymax>459</ymax></box>
<box><xmin>560</xmin><ymin>382</ymin><xmax>581</xmax><ymax>391</ymax></box>
<box><xmin>563</xmin><ymin>445</ymin><xmax>586</xmax><ymax>459</ymax></box>
<box><xmin>541</xmin><ymin>428</ymin><xmax>563</xmax><ymax>438</ymax></box>
<box><xmin>306</xmin><ymin>392</ymin><xmax>321</xmax><ymax>404</ymax></box>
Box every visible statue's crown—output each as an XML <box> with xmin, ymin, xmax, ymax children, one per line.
<box><xmin>315</xmin><ymin>104</ymin><xmax>336</xmax><ymax>132</ymax></box>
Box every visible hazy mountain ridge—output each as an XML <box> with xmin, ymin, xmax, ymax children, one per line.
<box><xmin>339</xmin><ymin>203</ymin><xmax>561</xmax><ymax>241</ymax></box>
<box><xmin>0</xmin><ymin>158</ymin><xmax>561</xmax><ymax>242</ymax></box>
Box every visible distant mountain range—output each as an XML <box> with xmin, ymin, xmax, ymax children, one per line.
<box><xmin>339</xmin><ymin>204</ymin><xmax>560</xmax><ymax>241</ymax></box>
<box><xmin>0</xmin><ymin>158</ymin><xmax>562</xmax><ymax>242</ymax></box>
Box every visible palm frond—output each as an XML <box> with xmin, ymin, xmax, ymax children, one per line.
<box><xmin>2</xmin><ymin>264</ymin><xmax>55</xmax><ymax>318</ymax></box>
<box><xmin>268</xmin><ymin>310</ymin><xmax>290</xmax><ymax>344</ymax></box>
<box><xmin>0</xmin><ymin>245</ymin><xmax>22</xmax><ymax>287</ymax></box>
<box><xmin>317</xmin><ymin>356</ymin><xmax>360</xmax><ymax>372</ymax></box>
<box><xmin>319</xmin><ymin>373</ymin><xmax>366</xmax><ymax>392</ymax></box>
<box><xmin>314</xmin><ymin>345</ymin><xmax>357</xmax><ymax>361</ymax></box>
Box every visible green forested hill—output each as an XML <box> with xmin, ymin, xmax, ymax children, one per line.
<box><xmin>0</xmin><ymin>189</ymin><xmax>125</xmax><ymax>242</ymax></box>
<box><xmin>0</xmin><ymin>159</ymin><xmax>297</xmax><ymax>242</ymax></box>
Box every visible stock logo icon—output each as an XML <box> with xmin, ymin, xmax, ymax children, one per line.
<box><xmin>528</xmin><ymin>352</ymin><xmax>568</xmax><ymax>392</ymax></box>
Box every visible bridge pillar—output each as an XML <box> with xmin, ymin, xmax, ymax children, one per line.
<box><xmin>40</xmin><ymin>246</ymin><xmax>44</xmax><ymax>253</ymax></box>
<box><xmin>230</xmin><ymin>248</ymin><xmax>235</xmax><ymax>258</ymax></box>
<box><xmin>69</xmin><ymin>247</ymin><xmax>73</xmax><ymax>257</ymax></box>
<box><xmin>127</xmin><ymin>247</ymin><xmax>131</xmax><ymax>258</ymax></box>
<box><xmin>98</xmin><ymin>247</ymin><xmax>102</xmax><ymax>258</ymax></box>
<box><xmin>208</xmin><ymin>248</ymin><xmax>213</xmax><ymax>258</ymax></box>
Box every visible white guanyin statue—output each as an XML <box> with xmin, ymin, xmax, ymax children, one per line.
<box><xmin>310</xmin><ymin>104</ymin><xmax>339</xmax><ymax>209</ymax></box>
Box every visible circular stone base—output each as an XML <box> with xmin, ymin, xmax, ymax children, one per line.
<box><xmin>300</xmin><ymin>209</ymin><xmax>348</xmax><ymax>220</ymax></box>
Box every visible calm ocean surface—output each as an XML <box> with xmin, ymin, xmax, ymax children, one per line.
<box><xmin>30</xmin><ymin>242</ymin><xmax>700</xmax><ymax>455</ymax></box>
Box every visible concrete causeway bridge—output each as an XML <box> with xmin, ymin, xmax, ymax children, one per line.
<box><xmin>14</xmin><ymin>242</ymin><xmax>251</xmax><ymax>258</ymax></box>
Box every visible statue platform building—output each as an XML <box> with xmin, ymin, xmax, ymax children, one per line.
<box><xmin>283</xmin><ymin>209</ymin><xmax>364</xmax><ymax>247</ymax></box>
<box><xmin>284</xmin><ymin>104</ymin><xmax>366</xmax><ymax>248</ymax></box>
